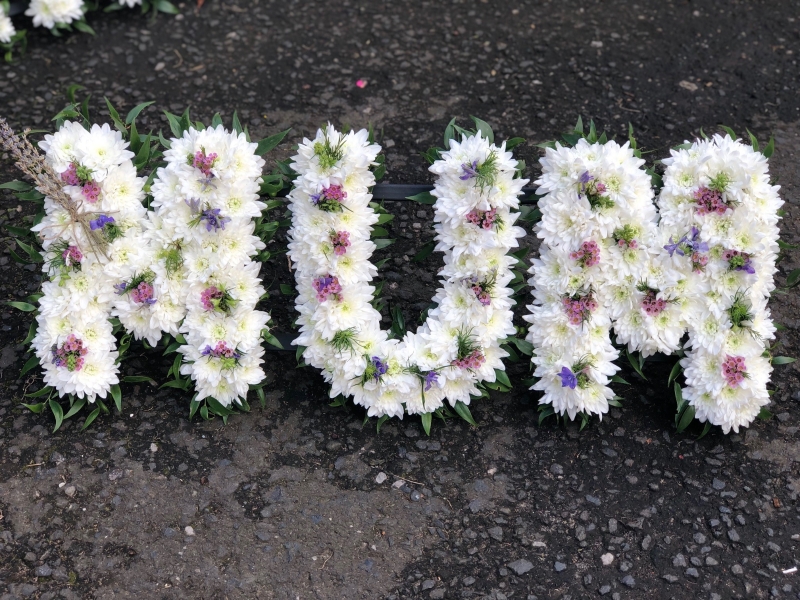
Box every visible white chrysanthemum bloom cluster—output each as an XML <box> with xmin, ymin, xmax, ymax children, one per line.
<box><xmin>524</xmin><ymin>138</ymin><xmax>671</xmax><ymax>420</ymax></box>
<box><xmin>145</xmin><ymin>125</ymin><xmax>269</xmax><ymax>406</ymax></box>
<box><xmin>30</xmin><ymin>121</ymin><xmax>147</xmax><ymax>401</ymax></box>
<box><xmin>659</xmin><ymin>134</ymin><xmax>781</xmax><ymax>433</ymax></box>
<box><xmin>25</xmin><ymin>0</ymin><xmax>84</xmax><ymax>29</ymax></box>
<box><xmin>288</xmin><ymin>125</ymin><xmax>526</xmax><ymax>419</ymax></box>
<box><xmin>0</xmin><ymin>3</ymin><xmax>15</xmax><ymax>44</ymax></box>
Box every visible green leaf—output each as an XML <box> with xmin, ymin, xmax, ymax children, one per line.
<box><xmin>746</xmin><ymin>128</ymin><xmax>759</xmax><ymax>152</ymax></box>
<box><xmin>574</xmin><ymin>115</ymin><xmax>584</xmax><ymax>134</ymax></box>
<box><xmin>413</xmin><ymin>240</ymin><xmax>436</xmax><ymax>262</ymax></box>
<box><xmin>73</xmin><ymin>20</ymin><xmax>95</xmax><ymax>35</ymax></box>
<box><xmin>7</xmin><ymin>301</ymin><xmax>37</xmax><ymax>312</ymax></box>
<box><xmin>608</xmin><ymin>397</ymin><xmax>623</xmax><ymax>408</ymax></box>
<box><xmin>104</xmin><ymin>97</ymin><xmax>126</xmax><ymax>133</ymax></box>
<box><xmin>757</xmin><ymin>407</ymin><xmax>773</xmax><ymax>420</ymax></box>
<box><xmin>371</xmin><ymin>226</ymin><xmax>389</xmax><ymax>238</ymax></box>
<box><xmin>280</xmin><ymin>283</ymin><xmax>295</xmax><ymax>295</ymax></box>
<box><xmin>538</xmin><ymin>405</ymin><xmax>556</xmax><ymax>425</ymax></box>
<box><xmin>494</xmin><ymin>369</ymin><xmax>512</xmax><ymax>388</ymax></box>
<box><xmin>676</xmin><ymin>404</ymin><xmax>696</xmax><ymax>433</ymax></box>
<box><xmin>123</xmin><ymin>375</ymin><xmax>157</xmax><ymax>385</ymax></box>
<box><xmin>296</xmin><ymin>344</ymin><xmax>306</xmax><ymax>364</ymax></box>
<box><xmin>610</xmin><ymin>375</ymin><xmax>631</xmax><ymax>385</ymax></box>
<box><xmin>25</xmin><ymin>386</ymin><xmax>53</xmax><ymax>398</ymax></box>
<box><xmin>505</xmin><ymin>137</ymin><xmax>525</xmax><ymax>150</ymax></box>
<box><xmin>81</xmin><ymin>407</ymin><xmax>101</xmax><ymax>430</ymax></box>
<box><xmin>443</xmin><ymin>117</ymin><xmax>457</xmax><ymax>148</ymax></box>
<box><xmin>376</xmin><ymin>213</ymin><xmax>395</xmax><ymax>225</ymax></box>
<box><xmin>771</xmin><ymin>356</ymin><xmax>796</xmax><ymax>365</ymax></box>
<box><xmin>207</xmin><ymin>396</ymin><xmax>234</xmax><ymax>417</ymax></box>
<box><xmin>161</xmin><ymin>379</ymin><xmax>189</xmax><ymax>390</ymax></box>
<box><xmin>667</xmin><ymin>360</ymin><xmax>683</xmax><ymax>387</ymax></box>
<box><xmin>505</xmin><ymin>337</ymin><xmax>533</xmax><ymax>356</ymax></box>
<box><xmin>21</xmin><ymin>402</ymin><xmax>46</xmax><ymax>414</ymax></box>
<box><xmin>762</xmin><ymin>136</ymin><xmax>775</xmax><ymax>159</ymax></box>
<box><xmin>189</xmin><ymin>398</ymin><xmax>201</xmax><ymax>420</ymax></box>
<box><xmin>697</xmin><ymin>422</ymin><xmax>712</xmax><ymax>440</ymax></box>
<box><xmin>720</xmin><ymin>125</ymin><xmax>737</xmax><ymax>140</ymax></box>
<box><xmin>256</xmin><ymin>387</ymin><xmax>266</xmax><ymax>409</ymax></box>
<box><xmin>786</xmin><ymin>269</ymin><xmax>800</xmax><ymax>288</ymax></box>
<box><xmin>63</xmin><ymin>397</ymin><xmax>86</xmax><ymax>420</ymax></box>
<box><xmin>20</xmin><ymin>355</ymin><xmax>39</xmax><ymax>376</ymax></box>
<box><xmin>154</xmin><ymin>0</ymin><xmax>180</xmax><ymax>13</ymax></box>
<box><xmin>110</xmin><ymin>384</ymin><xmax>122</xmax><ymax>412</ymax></box>
<box><xmin>625</xmin><ymin>349</ymin><xmax>647</xmax><ymax>380</ymax></box>
<box><xmin>421</xmin><ymin>412</ymin><xmax>432</xmax><ymax>436</ymax></box>
<box><xmin>200</xmin><ymin>404</ymin><xmax>209</xmax><ymax>420</ymax></box>
<box><xmin>406</xmin><ymin>191</ymin><xmax>436</xmax><ymax>205</ymax></box>
<box><xmin>470</xmin><ymin>116</ymin><xmax>494</xmax><ymax>144</ymax></box>
<box><xmin>49</xmin><ymin>399</ymin><xmax>64</xmax><ymax>432</ymax></box>
<box><xmin>126</xmin><ymin>101</ymin><xmax>155</xmax><ymax>125</ymax></box>
<box><xmin>373</xmin><ymin>238</ymin><xmax>395</xmax><ymax>249</ymax></box>
<box><xmin>164</xmin><ymin>111</ymin><xmax>183</xmax><ymax>138</ymax></box>
<box><xmin>255</xmin><ymin>128</ymin><xmax>291</xmax><ymax>156</ymax></box>
<box><xmin>263</xmin><ymin>331</ymin><xmax>284</xmax><ymax>349</ymax></box>
<box><xmin>674</xmin><ymin>381</ymin><xmax>684</xmax><ymax>410</ymax></box>
<box><xmin>453</xmin><ymin>400</ymin><xmax>478</xmax><ymax>426</ymax></box>
<box><xmin>0</xmin><ymin>180</ymin><xmax>32</xmax><ymax>191</ymax></box>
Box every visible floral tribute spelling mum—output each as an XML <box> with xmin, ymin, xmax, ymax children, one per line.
<box><xmin>145</xmin><ymin>125</ymin><xmax>271</xmax><ymax>407</ymax></box>
<box><xmin>524</xmin><ymin>127</ymin><xmax>677</xmax><ymax>422</ymax></box>
<box><xmin>2</xmin><ymin>120</ymin><xmax>149</xmax><ymax>403</ymax></box>
<box><xmin>288</xmin><ymin>124</ymin><xmax>526</xmax><ymax>422</ymax></box>
<box><xmin>658</xmin><ymin>133</ymin><xmax>783</xmax><ymax>433</ymax></box>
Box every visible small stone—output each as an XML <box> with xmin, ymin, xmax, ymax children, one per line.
<box><xmin>64</xmin><ymin>486</ymin><xmax>76</xmax><ymax>497</ymax></box>
<box><xmin>108</xmin><ymin>469</ymin><xmax>124</xmax><ymax>481</ymax></box>
<box><xmin>554</xmin><ymin>561</ymin><xmax>567</xmax><ymax>572</ymax></box>
<box><xmin>641</xmin><ymin>535</ymin><xmax>652</xmax><ymax>551</ymax></box>
<box><xmin>150</xmin><ymin>443</ymin><xmax>158</xmax><ymax>453</ymax></box>
<box><xmin>184</xmin><ymin>526</ymin><xmax>195</xmax><ymax>536</ymax></box>
<box><xmin>163</xmin><ymin>528</ymin><xmax>176</xmax><ymax>538</ymax></box>
<box><xmin>712</xmin><ymin>478</ymin><xmax>726</xmax><ymax>490</ymax></box>
<box><xmin>599</xmin><ymin>585</ymin><xmax>612</xmax><ymax>595</ymax></box>
<box><xmin>767</xmin><ymin>541</ymin><xmax>781</xmax><ymax>552</ymax></box>
<box><xmin>694</xmin><ymin>533</ymin><xmax>707</xmax><ymax>544</ymax></box>
<box><xmin>663</xmin><ymin>574</ymin><xmax>679</xmax><ymax>583</ymax></box>
<box><xmin>422</xmin><ymin>580</ymin><xmax>435</xmax><ymax>590</ymax></box>
<box><xmin>728</xmin><ymin>529</ymin><xmax>740</xmax><ymax>542</ymax></box>
<box><xmin>35</xmin><ymin>565</ymin><xmax>53</xmax><ymax>577</ymax></box>
<box><xmin>550</xmin><ymin>463</ymin><xmax>564</xmax><ymax>476</ymax></box>
<box><xmin>705</xmin><ymin>557</ymin><xmax>719</xmax><ymax>566</ymax></box>
<box><xmin>731</xmin><ymin>564</ymin><xmax>743</xmax><ymax>575</ymax></box>
<box><xmin>508</xmin><ymin>559</ymin><xmax>534</xmax><ymax>575</ymax></box>
<box><xmin>375</xmin><ymin>472</ymin><xmax>387</xmax><ymax>484</ymax></box>
<box><xmin>410</xmin><ymin>490</ymin><xmax>421</xmax><ymax>502</ymax></box>
<box><xmin>679</xmin><ymin>80</ymin><xmax>699</xmax><ymax>92</ymax></box>
<box><xmin>608</xmin><ymin>519</ymin><xmax>618</xmax><ymax>533</ymax></box>
<box><xmin>621</xmin><ymin>575</ymin><xmax>635</xmax><ymax>588</ymax></box>
<box><xmin>590</xmin><ymin>40</ymin><xmax>604</xmax><ymax>48</ymax></box>
<box><xmin>585</xmin><ymin>495</ymin><xmax>601</xmax><ymax>506</ymax></box>
<box><xmin>626</xmin><ymin>475</ymin><xmax>639</xmax><ymax>484</ymax></box>
<box><xmin>24</xmin><ymin>552</ymin><xmax>37</xmax><ymax>563</ymax></box>
<box><xmin>462</xmin><ymin>576</ymin><xmax>475</xmax><ymax>586</ymax></box>
<box><xmin>601</xmin><ymin>553</ymin><xmax>614</xmax><ymax>566</ymax></box>
<box><xmin>685</xmin><ymin>568</ymin><xmax>699</xmax><ymax>578</ymax></box>
<box><xmin>672</xmin><ymin>554</ymin><xmax>687</xmax><ymax>568</ymax></box>
<box><xmin>488</xmin><ymin>527</ymin><xmax>503</xmax><ymax>542</ymax></box>
<box><xmin>430</xmin><ymin>590</ymin><xmax>445</xmax><ymax>599</ymax></box>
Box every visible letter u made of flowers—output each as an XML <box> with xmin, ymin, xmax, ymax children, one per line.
<box><xmin>524</xmin><ymin>130</ymin><xmax>674</xmax><ymax>423</ymax></box>
<box><xmin>144</xmin><ymin>125</ymin><xmax>270</xmax><ymax>407</ymax></box>
<box><xmin>658</xmin><ymin>133</ymin><xmax>782</xmax><ymax>433</ymax></box>
<box><xmin>288</xmin><ymin>124</ymin><xmax>526</xmax><ymax>423</ymax></box>
<box><xmin>30</xmin><ymin>121</ymin><xmax>150</xmax><ymax>403</ymax></box>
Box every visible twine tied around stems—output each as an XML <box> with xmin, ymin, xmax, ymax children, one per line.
<box><xmin>0</xmin><ymin>117</ymin><xmax>109</xmax><ymax>260</ymax></box>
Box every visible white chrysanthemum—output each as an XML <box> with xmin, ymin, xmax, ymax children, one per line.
<box><xmin>26</xmin><ymin>0</ymin><xmax>84</xmax><ymax>28</ymax></box>
<box><xmin>39</xmin><ymin>120</ymin><xmax>87</xmax><ymax>173</ymax></box>
<box><xmin>0</xmin><ymin>7</ymin><xmax>14</xmax><ymax>44</ymax></box>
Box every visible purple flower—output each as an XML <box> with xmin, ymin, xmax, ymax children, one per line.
<box><xmin>89</xmin><ymin>214</ymin><xmax>115</xmax><ymax>230</ymax></box>
<box><xmin>579</xmin><ymin>171</ymin><xmax>593</xmax><ymax>184</ymax></box>
<box><xmin>371</xmin><ymin>356</ymin><xmax>388</xmax><ymax>380</ymax></box>
<box><xmin>459</xmin><ymin>160</ymin><xmax>479</xmax><ymax>181</ymax></box>
<box><xmin>185</xmin><ymin>198</ymin><xmax>201</xmax><ymax>214</ymax></box>
<box><xmin>200</xmin><ymin>208</ymin><xmax>230</xmax><ymax>232</ymax></box>
<box><xmin>664</xmin><ymin>235</ymin><xmax>687</xmax><ymax>257</ymax></box>
<box><xmin>113</xmin><ymin>282</ymin><xmax>127</xmax><ymax>295</ymax></box>
<box><xmin>687</xmin><ymin>227</ymin><xmax>709</xmax><ymax>253</ymax></box>
<box><xmin>198</xmin><ymin>175</ymin><xmax>217</xmax><ymax>192</ymax></box>
<box><xmin>424</xmin><ymin>371</ymin><xmax>439</xmax><ymax>391</ymax></box>
<box><xmin>559</xmin><ymin>366</ymin><xmax>577</xmax><ymax>389</ymax></box>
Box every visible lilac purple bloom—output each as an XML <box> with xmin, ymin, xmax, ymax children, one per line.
<box><xmin>559</xmin><ymin>366</ymin><xmax>577</xmax><ymax>389</ymax></box>
<box><xmin>424</xmin><ymin>370</ymin><xmax>439</xmax><ymax>391</ymax></box>
<box><xmin>460</xmin><ymin>160</ymin><xmax>479</xmax><ymax>181</ymax></box>
<box><xmin>199</xmin><ymin>208</ymin><xmax>230</xmax><ymax>232</ymax></box>
<box><xmin>89</xmin><ymin>214</ymin><xmax>115</xmax><ymax>231</ymax></box>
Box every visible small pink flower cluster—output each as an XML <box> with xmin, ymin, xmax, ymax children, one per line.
<box><xmin>313</xmin><ymin>275</ymin><xmax>342</xmax><ymax>302</ymax></box>
<box><xmin>311</xmin><ymin>184</ymin><xmax>347</xmax><ymax>208</ymax></box>
<box><xmin>691</xmin><ymin>252</ymin><xmax>709</xmax><ymax>273</ymax></box>
<box><xmin>561</xmin><ymin>294</ymin><xmax>598</xmax><ymax>326</ymax></box>
<box><xmin>193</xmin><ymin>150</ymin><xmax>218</xmax><ymax>177</ymax></box>
<box><xmin>200</xmin><ymin>285</ymin><xmax>224</xmax><ymax>311</ymax></box>
<box><xmin>61</xmin><ymin>163</ymin><xmax>81</xmax><ymax>186</ymax></box>
<box><xmin>570</xmin><ymin>240</ymin><xmax>600</xmax><ymax>267</ymax></box>
<box><xmin>52</xmin><ymin>334</ymin><xmax>88</xmax><ymax>371</ymax></box>
<box><xmin>722</xmin><ymin>354</ymin><xmax>747</xmax><ymax>388</ymax></box>
<box><xmin>202</xmin><ymin>340</ymin><xmax>239</xmax><ymax>359</ymax></box>
<box><xmin>452</xmin><ymin>350</ymin><xmax>486</xmax><ymax>370</ymax></box>
<box><xmin>616</xmin><ymin>238</ymin><xmax>638</xmax><ymax>249</ymax></box>
<box><xmin>641</xmin><ymin>291</ymin><xmax>668</xmax><ymax>316</ymax></box>
<box><xmin>693</xmin><ymin>186</ymin><xmax>729</xmax><ymax>215</ymax></box>
<box><xmin>465</xmin><ymin>207</ymin><xmax>498</xmax><ymax>230</ymax></box>
<box><xmin>131</xmin><ymin>281</ymin><xmax>155</xmax><ymax>305</ymax></box>
<box><xmin>330</xmin><ymin>230</ymin><xmax>351</xmax><ymax>256</ymax></box>
<box><xmin>61</xmin><ymin>163</ymin><xmax>100</xmax><ymax>203</ymax></box>
<box><xmin>471</xmin><ymin>284</ymin><xmax>492</xmax><ymax>306</ymax></box>
<box><xmin>62</xmin><ymin>245</ymin><xmax>82</xmax><ymax>267</ymax></box>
